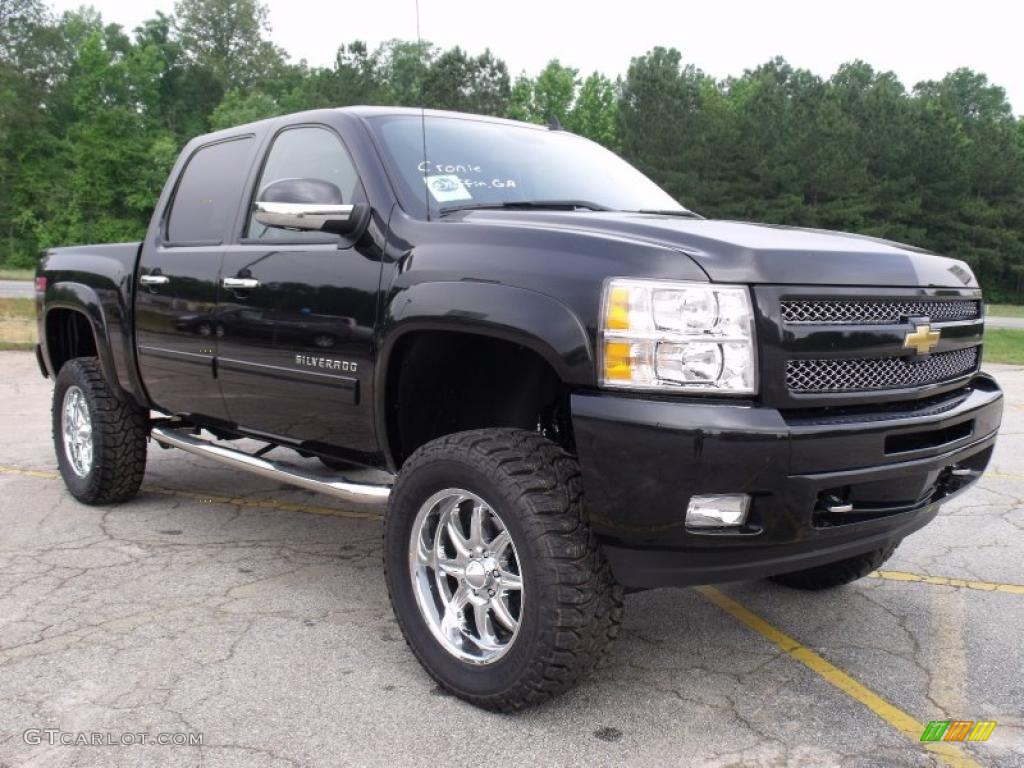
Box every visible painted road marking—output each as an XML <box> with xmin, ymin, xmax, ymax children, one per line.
<box><xmin>696</xmin><ymin>586</ymin><xmax>983</xmax><ymax>768</ymax></box>
<box><xmin>988</xmin><ymin>471</ymin><xmax>1024</xmax><ymax>481</ymax></box>
<box><xmin>0</xmin><ymin>464</ymin><xmax>382</xmax><ymax>521</ymax></box>
<box><xmin>0</xmin><ymin>466</ymin><xmax>58</xmax><ymax>479</ymax></box>
<box><xmin>144</xmin><ymin>485</ymin><xmax>382</xmax><ymax>521</ymax></box>
<box><xmin>3</xmin><ymin>464</ymin><xmax>1022</xmax><ymax>589</ymax></box>
<box><xmin>0</xmin><ymin>461</ymin><xmax>1010</xmax><ymax>764</ymax></box>
<box><xmin>870</xmin><ymin>569</ymin><xmax>1024</xmax><ymax>595</ymax></box>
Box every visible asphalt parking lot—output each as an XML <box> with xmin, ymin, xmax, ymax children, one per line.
<box><xmin>0</xmin><ymin>350</ymin><xmax>1021</xmax><ymax>767</ymax></box>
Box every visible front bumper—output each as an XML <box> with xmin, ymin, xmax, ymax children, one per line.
<box><xmin>571</xmin><ymin>374</ymin><xmax>1003</xmax><ymax>589</ymax></box>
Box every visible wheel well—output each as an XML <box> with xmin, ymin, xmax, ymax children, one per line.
<box><xmin>45</xmin><ymin>309</ymin><xmax>97</xmax><ymax>374</ymax></box>
<box><xmin>386</xmin><ymin>332</ymin><xmax>572</xmax><ymax>467</ymax></box>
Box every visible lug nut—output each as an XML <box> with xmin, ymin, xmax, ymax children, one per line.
<box><xmin>487</xmin><ymin>589</ymin><xmax>496</xmax><ymax>597</ymax></box>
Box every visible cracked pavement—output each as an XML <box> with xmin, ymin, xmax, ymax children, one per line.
<box><xmin>0</xmin><ymin>351</ymin><xmax>1021</xmax><ymax>767</ymax></box>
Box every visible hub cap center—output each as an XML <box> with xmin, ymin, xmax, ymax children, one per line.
<box><xmin>465</xmin><ymin>559</ymin><xmax>488</xmax><ymax>589</ymax></box>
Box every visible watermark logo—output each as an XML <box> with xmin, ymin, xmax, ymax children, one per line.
<box><xmin>23</xmin><ymin>729</ymin><xmax>203</xmax><ymax>747</ymax></box>
<box><xmin>920</xmin><ymin>720</ymin><xmax>997</xmax><ymax>742</ymax></box>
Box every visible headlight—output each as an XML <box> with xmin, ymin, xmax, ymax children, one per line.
<box><xmin>599</xmin><ymin>278</ymin><xmax>757</xmax><ymax>393</ymax></box>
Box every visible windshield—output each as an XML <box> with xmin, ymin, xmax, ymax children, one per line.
<box><xmin>367</xmin><ymin>114</ymin><xmax>687</xmax><ymax>218</ymax></box>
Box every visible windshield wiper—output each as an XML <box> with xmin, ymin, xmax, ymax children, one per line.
<box><xmin>439</xmin><ymin>200</ymin><xmax>612</xmax><ymax>216</ymax></box>
<box><xmin>630</xmin><ymin>209</ymin><xmax>704</xmax><ymax>219</ymax></box>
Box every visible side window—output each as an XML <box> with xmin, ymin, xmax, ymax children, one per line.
<box><xmin>246</xmin><ymin>126</ymin><xmax>364</xmax><ymax>240</ymax></box>
<box><xmin>166</xmin><ymin>137</ymin><xmax>254</xmax><ymax>244</ymax></box>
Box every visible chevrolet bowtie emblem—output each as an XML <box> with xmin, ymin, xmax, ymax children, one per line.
<box><xmin>904</xmin><ymin>323</ymin><xmax>941</xmax><ymax>355</ymax></box>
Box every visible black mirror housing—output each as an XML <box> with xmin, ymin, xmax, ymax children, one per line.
<box><xmin>260</xmin><ymin>178</ymin><xmax>343</xmax><ymax>205</ymax></box>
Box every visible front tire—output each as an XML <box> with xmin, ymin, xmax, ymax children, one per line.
<box><xmin>52</xmin><ymin>357</ymin><xmax>148</xmax><ymax>505</ymax></box>
<box><xmin>768</xmin><ymin>540</ymin><xmax>900</xmax><ymax>590</ymax></box>
<box><xmin>384</xmin><ymin>429</ymin><xmax>622</xmax><ymax>711</ymax></box>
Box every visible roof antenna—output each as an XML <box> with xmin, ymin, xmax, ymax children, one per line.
<box><xmin>546</xmin><ymin>114</ymin><xmax>562</xmax><ymax>131</ymax></box>
<box><xmin>416</xmin><ymin>0</ymin><xmax>430</xmax><ymax>221</ymax></box>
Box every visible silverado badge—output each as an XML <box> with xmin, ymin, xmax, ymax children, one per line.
<box><xmin>904</xmin><ymin>323</ymin><xmax>941</xmax><ymax>355</ymax></box>
<box><xmin>295</xmin><ymin>354</ymin><xmax>357</xmax><ymax>372</ymax></box>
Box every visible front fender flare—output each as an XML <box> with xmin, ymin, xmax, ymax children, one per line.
<box><xmin>375</xmin><ymin>280</ymin><xmax>594</xmax><ymax>468</ymax></box>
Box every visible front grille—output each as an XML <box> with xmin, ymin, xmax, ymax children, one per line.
<box><xmin>780</xmin><ymin>299</ymin><xmax>981</xmax><ymax>325</ymax></box>
<box><xmin>786</xmin><ymin>347</ymin><xmax>979</xmax><ymax>393</ymax></box>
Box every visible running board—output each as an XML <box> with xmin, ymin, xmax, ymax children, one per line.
<box><xmin>150</xmin><ymin>426</ymin><xmax>392</xmax><ymax>510</ymax></box>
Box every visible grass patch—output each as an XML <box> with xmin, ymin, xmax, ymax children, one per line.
<box><xmin>0</xmin><ymin>297</ymin><xmax>35</xmax><ymax>319</ymax></box>
<box><xmin>987</xmin><ymin>303</ymin><xmax>1024</xmax><ymax>318</ymax></box>
<box><xmin>0</xmin><ymin>268</ymin><xmax>33</xmax><ymax>281</ymax></box>
<box><xmin>0</xmin><ymin>297</ymin><xmax>35</xmax><ymax>347</ymax></box>
<box><xmin>983</xmin><ymin>329</ymin><xmax>1024</xmax><ymax>365</ymax></box>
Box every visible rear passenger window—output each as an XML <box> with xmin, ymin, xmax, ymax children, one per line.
<box><xmin>166</xmin><ymin>137</ymin><xmax>254</xmax><ymax>244</ymax></box>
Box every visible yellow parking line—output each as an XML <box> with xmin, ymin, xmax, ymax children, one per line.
<box><xmin>987</xmin><ymin>471</ymin><xmax>1024</xmax><ymax>481</ymax></box>
<box><xmin>870</xmin><ymin>569</ymin><xmax>1024</xmax><ymax>595</ymax></box>
<box><xmin>0</xmin><ymin>465</ymin><xmax>58</xmax><ymax>479</ymax></box>
<box><xmin>4</xmin><ymin>461</ymin><xmax>1019</xmax><ymax>571</ymax></box>
<box><xmin>0</xmin><ymin>464</ymin><xmax>381</xmax><ymax>521</ymax></box>
<box><xmin>3</xmin><ymin>460</ymin><xmax>1018</xmax><ymax>559</ymax></box>
<box><xmin>0</xmin><ymin>461</ymin><xmax>1005</xmax><ymax>762</ymax></box>
<box><xmin>144</xmin><ymin>486</ymin><xmax>382</xmax><ymax>521</ymax></box>
<box><xmin>696</xmin><ymin>586</ymin><xmax>983</xmax><ymax>768</ymax></box>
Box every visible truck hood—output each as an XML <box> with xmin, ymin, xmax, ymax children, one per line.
<box><xmin>459</xmin><ymin>211</ymin><xmax>978</xmax><ymax>288</ymax></box>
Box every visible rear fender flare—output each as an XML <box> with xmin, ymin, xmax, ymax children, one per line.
<box><xmin>42</xmin><ymin>283</ymin><xmax>130</xmax><ymax>403</ymax></box>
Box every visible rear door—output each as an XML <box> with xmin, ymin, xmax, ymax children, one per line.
<box><xmin>135</xmin><ymin>135</ymin><xmax>257</xmax><ymax>421</ymax></box>
<box><xmin>216</xmin><ymin>124</ymin><xmax>382</xmax><ymax>455</ymax></box>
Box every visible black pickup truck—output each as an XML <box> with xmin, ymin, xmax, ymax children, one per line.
<box><xmin>36</xmin><ymin>106</ymin><xmax>1003</xmax><ymax>710</ymax></box>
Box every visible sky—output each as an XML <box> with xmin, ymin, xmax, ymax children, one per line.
<box><xmin>49</xmin><ymin>0</ymin><xmax>1024</xmax><ymax>113</ymax></box>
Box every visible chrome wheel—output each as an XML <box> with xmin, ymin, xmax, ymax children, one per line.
<box><xmin>409</xmin><ymin>489</ymin><xmax>524</xmax><ymax>664</ymax></box>
<box><xmin>61</xmin><ymin>385</ymin><xmax>93</xmax><ymax>478</ymax></box>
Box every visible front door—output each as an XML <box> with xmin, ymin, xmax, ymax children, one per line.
<box><xmin>135</xmin><ymin>135</ymin><xmax>257</xmax><ymax>421</ymax></box>
<box><xmin>217</xmin><ymin>124</ymin><xmax>382</xmax><ymax>456</ymax></box>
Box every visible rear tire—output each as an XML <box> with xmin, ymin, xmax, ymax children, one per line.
<box><xmin>768</xmin><ymin>540</ymin><xmax>900</xmax><ymax>590</ymax></box>
<box><xmin>384</xmin><ymin>428</ymin><xmax>622</xmax><ymax>711</ymax></box>
<box><xmin>52</xmin><ymin>357</ymin><xmax>148</xmax><ymax>505</ymax></box>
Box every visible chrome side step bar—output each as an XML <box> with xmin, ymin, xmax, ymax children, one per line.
<box><xmin>150</xmin><ymin>426</ymin><xmax>392</xmax><ymax>510</ymax></box>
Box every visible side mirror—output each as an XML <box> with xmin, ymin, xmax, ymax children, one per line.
<box><xmin>253</xmin><ymin>178</ymin><xmax>369</xmax><ymax>236</ymax></box>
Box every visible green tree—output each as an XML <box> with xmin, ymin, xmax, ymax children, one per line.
<box><xmin>378</xmin><ymin>39</ymin><xmax>432</xmax><ymax>106</ymax></box>
<box><xmin>1</xmin><ymin>12</ymin><xmax>1023</xmax><ymax>301</ymax></box>
<box><xmin>505</xmin><ymin>73</ymin><xmax>535</xmax><ymax>122</ymax></box>
<box><xmin>210</xmin><ymin>88</ymin><xmax>281</xmax><ymax>128</ymax></box>
<box><xmin>173</xmin><ymin>0</ymin><xmax>284</xmax><ymax>90</ymax></box>
<box><xmin>618</xmin><ymin>47</ymin><xmax>709</xmax><ymax>204</ymax></box>
<box><xmin>532</xmin><ymin>59</ymin><xmax>577</xmax><ymax>125</ymax></box>
<box><xmin>566</xmin><ymin>72</ymin><xmax>618</xmax><ymax>147</ymax></box>
<box><xmin>0</xmin><ymin>0</ymin><xmax>54</xmax><ymax>264</ymax></box>
<box><xmin>910</xmin><ymin>70</ymin><xmax>1024</xmax><ymax>299</ymax></box>
<box><xmin>133</xmin><ymin>12</ymin><xmax>220</xmax><ymax>138</ymax></box>
<box><xmin>288</xmin><ymin>41</ymin><xmax>389</xmax><ymax>109</ymax></box>
<box><xmin>420</xmin><ymin>46</ymin><xmax>510</xmax><ymax>115</ymax></box>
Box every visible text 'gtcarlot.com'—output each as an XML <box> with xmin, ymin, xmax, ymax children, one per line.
<box><xmin>23</xmin><ymin>729</ymin><xmax>204</xmax><ymax>747</ymax></box>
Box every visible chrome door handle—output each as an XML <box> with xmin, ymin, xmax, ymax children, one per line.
<box><xmin>222</xmin><ymin>277</ymin><xmax>260</xmax><ymax>289</ymax></box>
<box><xmin>139</xmin><ymin>274</ymin><xmax>169</xmax><ymax>286</ymax></box>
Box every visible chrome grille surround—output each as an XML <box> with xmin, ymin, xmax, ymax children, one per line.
<box><xmin>780</xmin><ymin>299</ymin><xmax>980</xmax><ymax>325</ymax></box>
<box><xmin>786</xmin><ymin>347</ymin><xmax>980</xmax><ymax>393</ymax></box>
